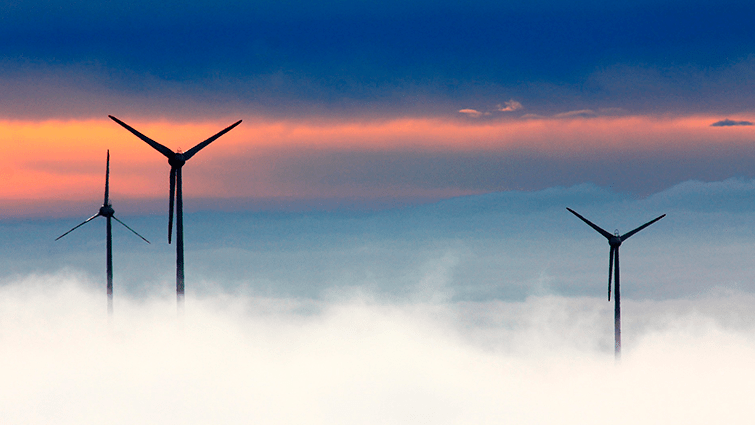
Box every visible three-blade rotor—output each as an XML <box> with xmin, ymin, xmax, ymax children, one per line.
<box><xmin>108</xmin><ymin>115</ymin><xmax>242</xmax><ymax>244</ymax></box>
<box><xmin>567</xmin><ymin>208</ymin><xmax>665</xmax><ymax>300</ymax></box>
<box><xmin>56</xmin><ymin>150</ymin><xmax>150</xmax><ymax>244</ymax></box>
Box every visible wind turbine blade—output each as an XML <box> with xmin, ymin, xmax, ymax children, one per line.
<box><xmin>104</xmin><ymin>150</ymin><xmax>110</xmax><ymax>205</ymax></box>
<box><xmin>608</xmin><ymin>246</ymin><xmax>614</xmax><ymax>301</ymax></box>
<box><xmin>112</xmin><ymin>215</ymin><xmax>151</xmax><ymax>244</ymax></box>
<box><xmin>108</xmin><ymin>115</ymin><xmax>175</xmax><ymax>159</ymax></box>
<box><xmin>183</xmin><ymin>120</ymin><xmax>242</xmax><ymax>161</ymax></box>
<box><xmin>168</xmin><ymin>167</ymin><xmax>176</xmax><ymax>244</ymax></box>
<box><xmin>55</xmin><ymin>213</ymin><xmax>100</xmax><ymax>240</ymax></box>
<box><xmin>566</xmin><ymin>208</ymin><xmax>613</xmax><ymax>239</ymax></box>
<box><xmin>620</xmin><ymin>213</ymin><xmax>666</xmax><ymax>241</ymax></box>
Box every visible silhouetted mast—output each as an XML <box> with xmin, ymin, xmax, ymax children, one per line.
<box><xmin>108</xmin><ymin>116</ymin><xmax>241</xmax><ymax>309</ymax></box>
<box><xmin>567</xmin><ymin>208</ymin><xmax>665</xmax><ymax>360</ymax></box>
<box><xmin>56</xmin><ymin>150</ymin><xmax>150</xmax><ymax>315</ymax></box>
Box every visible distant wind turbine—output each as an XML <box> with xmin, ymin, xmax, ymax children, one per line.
<box><xmin>56</xmin><ymin>150</ymin><xmax>150</xmax><ymax>315</ymax></box>
<box><xmin>108</xmin><ymin>115</ymin><xmax>242</xmax><ymax>307</ymax></box>
<box><xmin>566</xmin><ymin>208</ymin><xmax>665</xmax><ymax>359</ymax></box>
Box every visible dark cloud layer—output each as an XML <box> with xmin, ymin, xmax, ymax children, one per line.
<box><xmin>1</xmin><ymin>1</ymin><xmax>754</xmax><ymax>119</ymax></box>
<box><xmin>711</xmin><ymin>118</ymin><xmax>754</xmax><ymax>127</ymax></box>
<box><xmin>194</xmin><ymin>139</ymin><xmax>755</xmax><ymax>199</ymax></box>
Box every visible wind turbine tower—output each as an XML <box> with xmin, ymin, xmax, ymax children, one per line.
<box><xmin>56</xmin><ymin>150</ymin><xmax>150</xmax><ymax>315</ymax></box>
<box><xmin>108</xmin><ymin>115</ymin><xmax>242</xmax><ymax>308</ymax></box>
<box><xmin>567</xmin><ymin>208</ymin><xmax>665</xmax><ymax>359</ymax></box>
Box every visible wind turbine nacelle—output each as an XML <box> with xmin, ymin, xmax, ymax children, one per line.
<box><xmin>609</xmin><ymin>236</ymin><xmax>621</xmax><ymax>247</ymax></box>
<box><xmin>169</xmin><ymin>154</ymin><xmax>186</xmax><ymax>168</ymax></box>
<box><xmin>99</xmin><ymin>205</ymin><xmax>115</xmax><ymax>217</ymax></box>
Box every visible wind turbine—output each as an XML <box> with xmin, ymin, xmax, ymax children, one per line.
<box><xmin>108</xmin><ymin>115</ymin><xmax>242</xmax><ymax>307</ymax></box>
<box><xmin>566</xmin><ymin>208</ymin><xmax>665</xmax><ymax>359</ymax></box>
<box><xmin>56</xmin><ymin>150</ymin><xmax>150</xmax><ymax>315</ymax></box>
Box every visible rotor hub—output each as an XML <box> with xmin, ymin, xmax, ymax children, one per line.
<box><xmin>609</xmin><ymin>236</ymin><xmax>621</xmax><ymax>247</ymax></box>
<box><xmin>99</xmin><ymin>205</ymin><xmax>114</xmax><ymax>217</ymax></box>
<box><xmin>168</xmin><ymin>154</ymin><xmax>186</xmax><ymax>168</ymax></box>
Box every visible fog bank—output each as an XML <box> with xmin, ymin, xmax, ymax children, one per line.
<box><xmin>1</xmin><ymin>275</ymin><xmax>753</xmax><ymax>424</ymax></box>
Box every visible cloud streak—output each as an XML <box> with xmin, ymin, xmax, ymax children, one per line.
<box><xmin>711</xmin><ymin>118</ymin><xmax>753</xmax><ymax>127</ymax></box>
<box><xmin>460</xmin><ymin>100</ymin><xmax>524</xmax><ymax>118</ymax></box>
<box><xmin>457</xmin><ymin>108</ymin><xmax>484</xmax><ymax>118</ymax></box>
<box><xmin>553</xmin><ymin>109</ymin><xmax>597</xmax><ymax>118</ymax></box>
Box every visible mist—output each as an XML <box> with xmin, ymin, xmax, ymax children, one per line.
<box><xmin>3</xmin><ymin>179</ymin><xmax>755</xmax><ymax>422</ymax></box>
<box><xmin>1</xmin><ymin>275</ymin><xmax>754</xmax><ymax>424</ymax></box>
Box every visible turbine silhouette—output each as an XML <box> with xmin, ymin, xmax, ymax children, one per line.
<box><xmin>56</xmin><ymin>150</ymin><xmax>150</xmax><ymax>315</ymax></box>
<box><xmin>566</xmin><ymin>208</ymin><xmax>665</xmax><ymax>359</ymax></box>
<box><xmin>108</xmin><ymin>115</ymin><xmax>242</xmax><ymax>306</ymax></box>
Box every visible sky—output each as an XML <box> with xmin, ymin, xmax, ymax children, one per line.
<box><xmin>3</xmin><ymin>0</ymin><xmax>755</xmax><ymax>422</ymax></box>
<box><xmin>2</xmin><ymin>0</ymin><xmax>755</xmax><ymax>214</ymax></box>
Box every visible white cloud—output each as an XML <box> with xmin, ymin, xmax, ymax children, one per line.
<box><xmin>1</xmin><ymin>276</ymin><xmax>755</xmax><ymax>424</ymax></box>
<box><xmin>460</xmin><ymin>100</ymin><xmax>523</xmax><ymax>118</ymax></box>
<box><xmin>497</xmin><ymin>99</ymin><xmax>523</xmax><ymax>112</ymax></box>
<box><xmin>458</xmin><ymin>108</ymin><xmax>483</xmax><ymax>118</ymax></box>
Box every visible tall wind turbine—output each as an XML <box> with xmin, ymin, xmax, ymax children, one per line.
<box><xmin>567</xmin><ymin>208</ymin><xmax>665</xmax><ymax>359</ymax></box>
<box><xmin>108</xmin><ymin>115</ymin><xmax>242</xmax><ymax>306</ymax></box>
<box><xmin>56</xmin><ymin>150</ymin><xmax>150</xmax><ymax>315</ymax></box>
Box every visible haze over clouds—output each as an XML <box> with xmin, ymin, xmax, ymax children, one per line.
<box><xmin>5</xmin><ymin>179</ymin><xmax>755</xmax><ymax>303</ymax></box>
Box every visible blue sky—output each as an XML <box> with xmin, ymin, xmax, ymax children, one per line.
<box><xmin>2</xmin><ymin>0</ymin><xmax>754</xmax><ymax>119</ymax></box>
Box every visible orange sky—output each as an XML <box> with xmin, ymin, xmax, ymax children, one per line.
<box><xmin>1</xmin><ymin>114</ymin><xmax>754</xmax><ymax>216</ymax></box>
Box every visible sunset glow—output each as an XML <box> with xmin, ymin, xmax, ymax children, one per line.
<box><xmin>2</xmin><ymin>114</ymin><xmax>753</xmax><ymax>214</ymax></box>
